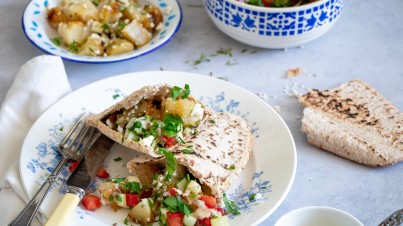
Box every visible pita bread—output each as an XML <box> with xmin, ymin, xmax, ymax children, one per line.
<box><xmin>86</xmin><ymin>84</ymin><xmax>212</xmax><ymax>157</ymax></box>
<box><xmin>300</xmin><ymin>80</ymin><xmax>403</xmax><ymax>166</ymax></box>
<box><xmin>127</xmin><ymin>112</ymin><xmax>253</xmax><ymax>199</ymax></box>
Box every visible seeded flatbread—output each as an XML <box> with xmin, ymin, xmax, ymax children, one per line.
<box><xmin>300</xmin><ymin>80</ymin><xmax>403</xmax><ymax>166</ymax></box>
<box><xmin>86</xmin><ymin>84</ymin><xmax>212</xmax><ymax>157</ymax></box>
<box><xmin>127</xmin><ymin>112</ymin><xmax>253</xmax><ymax>199</ymax></box>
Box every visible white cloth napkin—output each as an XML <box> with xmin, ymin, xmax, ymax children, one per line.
<box><xmin>0</xmin><ymin>55</ymin><xmax>71</xmax><ymax>226</ymax></box>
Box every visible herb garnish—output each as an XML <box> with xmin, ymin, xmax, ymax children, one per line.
<box><xmin>249</xmin><ymin>193</ymin><xmax>256</xmax><ymax>201</ymax></box>
<box><xmin>112</xmin><ymin>94</ymin><xmax>120</xmax><ymax>99</ymax></box>
<box><xmin>51</xmin><ymin>37</ymin><xmax>62</xmax><ymax>46</ymax></box>
<box><xmin>226</xmin><ymin>60</ymin><xmax>238</xmax><ymax>66</ymax></box>
<box><xmin>115</xmin><ymin>194</ymin><xmax>122</xmax><ymax>202</ymax></box>
<box><xmin>215</xmin><ymin>48</ymin><xmax>233</xmax><ymax>57</ymax></box>
<box><xmin>68</xmin><ymin>41</ymin><xmax>79</xmax><ymax>53</ymax></box>
<box><xmin>194</xmin><ymin>52</ymin><xmax>210</xmax><ymax>66</ymax></box>
<box><xmin>123</xmin><ymin>217</ymin><xmax>129</xmax><ymax>225</ymax></box>
<box><xmin>112</xmin><ymin>177</ymin><xmax>126</xmax><ymax>183</ymax></box>
<box><xmin>158</xmin><ymin>148</ymin><xmax>176</xmax><ymax>181</ymax></box>
<box><xmin>92</xmin><ymin>0</ymin><xmax>99</xmax><ymax>6</ymax></box>
<box><xmin>223</xmin><ymin>193</ymin><xmax>240</xmax><ymax>215</ymax></box>
<box><xmin>162</xmin><ymin>196</ymin><xmax>193</xmax><ymax>216</ymax></box>
<box><xmin>171</xmin><ymin>84</ymin><xmax>190</xmax><ymax>100</ymax></box>
<box><xmin>102</xmin><ymin>23</ymin><xmax>110</xmax><ymax>31</ymax></box>
<box><xmin>182</xmin><ymin>149</ymin><xmax>194</xmax><ymax>154</ymax></box>
<box><xmin>162</xmin><ymin>114</ymin><xmax>183</xmax><ymax>137</ymax></box>
<box><xmin>121</xmin><ymin>181</ymin><xmax>142</xmax><ymax>194</ymax></box>
<box><xmin>113</xmin><ymin>157</ymin><xmax>122</xmax><ymax>161</ymax></box>
<box><xmin>229</xmin><ymin>165</ymin><xmax>235</xmax><ymax>170</ymax></box>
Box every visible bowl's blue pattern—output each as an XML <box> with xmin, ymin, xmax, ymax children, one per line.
<box><xmin>204</xmin><ymin>0</ymin><xmax>343</xmax><ymax>37</ymax></box>
<box><xmin>27</xmin><ymin>91</ymin><xmax>270</xmax><ymax>220</ymax></box>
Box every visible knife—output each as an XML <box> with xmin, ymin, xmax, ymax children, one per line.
<box><xmin>44</xmin><ymin>133</ymin><xmax>114</xmax><ymax>226</ymax></box>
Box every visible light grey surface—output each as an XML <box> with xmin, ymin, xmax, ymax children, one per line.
<box><xmin>1</xmin><ymin>0</ymin><xmax>402</xmax><ymax>225</ymax></box>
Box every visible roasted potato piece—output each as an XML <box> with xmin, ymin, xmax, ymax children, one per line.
<box><xmin>63</xmin><ymin>0</ymin><xmax>99</xmax><ymax>22</ymax></box>
<box><xmin>144</xmin><ymin>5</ymin><xmax>163</xmax><ymax>31</ymax></box>
<box><xmin>122</xmin><ymin>5</ymin><xmax>152</xmax><ymax>30</ymax></box>
<box><xmin>47</xmin><ymin>7</ymin><xmax>69</xmax><ymax>27</ymax></box>
<box><xmin>162</xmin><ymin>98</ymin><xmax>196</xmax><ymax>117</ymax></box>
<box><xmin>128</xmin><ymin>199</ymin><xmax>154</xmax><ymax>225</ymax></box>
<box><xmin>121</xmin><ymin>20</ymin><xmax>152</xmax><ymax>47</ymax></box>
<box><xmin>57</xmin><ymin>21</ymin><xmax>91</xmax><ymax>45</ymax></box>
<box><xmin>78</xmin><ymin>34</ymin><xmax>104</xmax><ymax>56</ymax></box>
<box><xmin>99</xmin><ymin>2</ymin><xmax>123</xmax><ymax>23</ymax></box>
<box><xmin>106</xmin><ymin>39</ymin><xmax>134</xmax><ymax>55</ymax></box>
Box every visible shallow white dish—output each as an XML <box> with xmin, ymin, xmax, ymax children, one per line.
<box><xmin>275</xmin><ymin>206</ymin><xmax>364</xmax><ymax>226</ymax></box>
<box><xmin>22</xmin><ymin>0</ymin><xmax>182</xmax><ymax>63</ymax></box>
<box><xmin>20</xmin><ymin>71</ymin><xmax>296</xmax><ymax>225</ymax></box>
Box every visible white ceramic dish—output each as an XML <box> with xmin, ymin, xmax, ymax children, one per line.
<box><xmin>203</xmin><ymin>0</ymin><xmax>344</xmax><ymax>49</ymax></box>
<box><xmin>20</xmin><ymin>71</ymin><xmax>296</xmax><ymax>225</ymax></box>
<box><xmin>275</xmin><ymin>206</ymin><xmax>364</xmax><ymax>226</ymax></box>
<box><xmin>22</xmin><ymin>0</ymin><xmax>182</xmax><ymax>63</ymax></box>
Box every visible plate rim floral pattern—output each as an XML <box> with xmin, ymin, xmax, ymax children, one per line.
<box><xmin>19</xmin><ymin>71</ymin><xmax>296</xmax><ymax>225</ymax></box>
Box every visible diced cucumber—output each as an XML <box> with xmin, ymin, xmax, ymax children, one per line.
<box><xmin>211</xmin><ymin>215</ymin><xmax>230</xmax><ymax>226</ymax></box>
<box><xmin>183</xmin><ymin>214</ymin><xmax>197</xmax><ymax>226</ymax></box>
<box><xmin>128</xmin><ymin>198</ymin><xmax>153</xmax><ymax>225</ymax></box>
<box><xmin>186</xmin><ymin>180</ymin><xmax>201</xmax><ymax>194</ymax></box>
<box><xmin>114</xmin><ymin>194</ymin><xmax>128</xmax><ymax>208</ymax></box>
<box><xmin>176</xmin><ymin>177</ymin><xmax>188</xmax><ymax>192</ymax></box>
<box><xmin>159</xmin><ymin>208</ymin><xmax>169</xmax><ymax>225</ymax></box>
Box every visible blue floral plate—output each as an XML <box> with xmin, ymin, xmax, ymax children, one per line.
<box><xmin>20</xmin><ymin>71</ymin><xmax>296</xmax><ymax>225</ymax></box>
<box><xmin>22</xmin><ymin>0</ymin><xmax>182</xmax><ymax>63</ymax></box>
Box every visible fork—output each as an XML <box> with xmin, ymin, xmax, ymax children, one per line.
<box><xmin>8</xmin><ymin>113</ymin><xmax>96</xmax><ymax>226</ymax></box>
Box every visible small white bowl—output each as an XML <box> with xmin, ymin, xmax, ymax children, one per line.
<box><xmin>22</xmin><ymin>0</ymin><xmax>182</xmax><ymax>63</ymax></box>
<box><xmin>203</xmin><ymin>0</ymin><xmax>344</xmax><ymax>49</ymax></box>
<box><xmin>275</xmin><ymin>206</ymin><xmax>364</xmax><ymax>226</ymax></box>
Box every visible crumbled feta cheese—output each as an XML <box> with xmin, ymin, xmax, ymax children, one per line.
<box><xmin>139</xmin><ymin>135</ymin><xmax>154</xmax><ymax>147</ymax></box>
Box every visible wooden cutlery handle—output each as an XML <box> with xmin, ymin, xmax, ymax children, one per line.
<box><xmin>44</xmin><ymin>193</ymin><xmax>80</xmax><ymax>226</ymax></box>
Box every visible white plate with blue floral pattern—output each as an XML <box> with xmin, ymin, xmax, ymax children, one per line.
<box><xmin>22</xmin><ymin>0</ymin><xmax>182</xmax><ymax>63</ymax></box>
<box><xmin>20</xmin><ymin>71</ymin><xmax>296</xmax><ymax>225</ymax></box>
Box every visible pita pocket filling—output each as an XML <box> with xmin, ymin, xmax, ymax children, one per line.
<box><xmin>86</xmin><ymin>84</ymin><xmax>212</xmax><ymax>157</ymax></box>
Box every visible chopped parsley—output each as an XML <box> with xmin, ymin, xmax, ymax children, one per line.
<box><xmin>209</xmin><ymin>119</ymin><xmax>216</xmax><ymax>124</ymax></box>
<box><xmin>121</xmin><ymin>181</ymin><xmax>142</xmax><ymax>194</ymax></box>
<box><xmin>171</xmin><ymin>84</ymin><xmax>190</xmax><ymax>100</ymax></box>
<box><xmin>113</xmin><ymin>157</ymin><xmax>122</xmax><ymax>161</ymax></box>
<box><xmin>115</xmin><ymin>194</ymin><xmax>122</xmax><ymax>202</ymax></box>
<box><xmin>177</xmin><ymin>136</ymin><xmax>186</xmax><ymax>144</ymax></box>
<box><xmin>112</xmin><ymin>94</ymin><xmax>120</xmax><ymax>99</ymax></box>
<box><xmin>249</xmin><ymin>193</ymin><xmax>256</xmax><ymax>201</ymax></box>
<box><xmin>58</xmin><ymin>127</ymin><xmax>64</xmax><ymax>131</ymax></box>
<box><xmin>118</xmin><ymin>21</ymin><xmax>127</xmax><ymax>30</ymax></box>
<box><xmin>162</xmin><ymin>196</ymin><xmax>192</xmax><ymax>216</ymax></box>
<box><xmin>68</xmin><ymin>41</ymin><xmax>79</xmax><ymax>53</ymax></box>
<box><xmin>194</xmin><ymin>52</ymin><xmax>210</xmax><ymax>66</ymax></box>
<box><xmin>102</xmin><ymin>23</ymin><xmax>110</xmax><ymax>31</ymax></box>
<box><xmin>226</xmin><ymin>60</ymin><xmax>238</xmax><ymax>66</ymax></box>
<box><xmin>162</xmin><ymin>114</ymin><xmax>183</xmax><ymax>137</ymax></box>
<box><xmin>223</xmin><ymin>193</ymin><xmax>240</xmax><ymax>215</ymax></box>
<box><xmin>158</xmin><ymin>148</ymin><xmax>176</xmax><ymax>181</ymax></box>
<box><xmin>123</xmin><ymin>217</ymin><xmax>129</xmax><ymax>225</ymax></box>
<box><xmin>182</xmin><ymin>149</ymin><xmax>194</xmax><ymax>154</ymax></box>
<box><xmin>229</xmin><ymin>165</ymin><xmax>235</xmax><ymax>170</ymax></box>
<box><xmin>92</xmin><ymin>0</ymin><xmax>99</xmax><ymax>6</ymax></box>
<box><xmin>51</xmin><ymin>37</ymin><xmax>62</xmax><ymax>46</ymax></box>
<box><xmin>112</xmin><ymin>177</ymin><xmax>126</xmax><ymax>183</ymax></box>
<box><xmin>216</xmin><ymin>48</ymin><xmax>233</xmax><ymax>57</ymax></box>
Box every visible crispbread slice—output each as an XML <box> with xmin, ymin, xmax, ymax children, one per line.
<box><xmin>300</xmin><ymin>80</ymin><xmax>403</xmax><ymax>166</ymax></box>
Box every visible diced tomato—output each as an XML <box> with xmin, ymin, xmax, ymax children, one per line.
<box><xmin>140</xmin><ymin>188</ymin><xmax>153</xmax><ymax>199</ymax></box>
<box><xmin>196</xmin><ymin>218</ymin><xmax>211</xmax><ymax>226</ymax></box>
<box><xmin>81</xmin><ymin>195</ymin><xmax>101</xmax><ymax>210</ymax></box>
<box><xmin>169</xmin><ymin>188</ymin><xmax>178</xmax><ymax>196</ymax></box>
<box><xmin>199</xmin><ymin>195</ymin><xmax>217</xmax><ymax>209</ymax></box>
<box><xmin>69</xmin><ymin>161</ymin><xmax>80</xmax><ymax>172</ymax></box>
<box><xmin>109</xmin><ymin>113</ymin><xmax>117</xmax><ymax>123</ymax></box>
<box><xmin>167</xmin><ymin>212</ymin><xmax>184</xmax><ymax>226</ymax></box>
<box><xmin>216</xmin><ymin>207</ymin><xmax>226</xmax><ymax>216</ymax></box>
<box><xmin>125</xmin><ymin>194</ymin><xmax>140</xmax><ymax>207</ymax></box>
<box><xmin>262</xmin><ymin>0</ymin><xmax>274</xmax><ymax>7</ymax></box>
<box><xmin>96</xmin><ymin>167</ymin><xmax>110</xmax><ymax>178</ymax></box>
<box><xmin>162</xmin><ymin>135</ymin><xmax>177</xmax><ymax>148</ymax></box>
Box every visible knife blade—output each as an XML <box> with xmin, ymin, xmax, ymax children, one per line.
<box><xmin>44</xmin><ymin>133</ymin><xmax>114</xmax><ymax>226</ymax></box>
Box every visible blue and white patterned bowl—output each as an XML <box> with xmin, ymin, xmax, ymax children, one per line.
<box><xmin>22</xmin><ymin>0</ymin><xmax>182</xmax><ymax>63</ymax></box>
<box><xmin>203</xmin><ymin>0</ymin><xmax>344</xmax><ymax>49</ymax></box>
